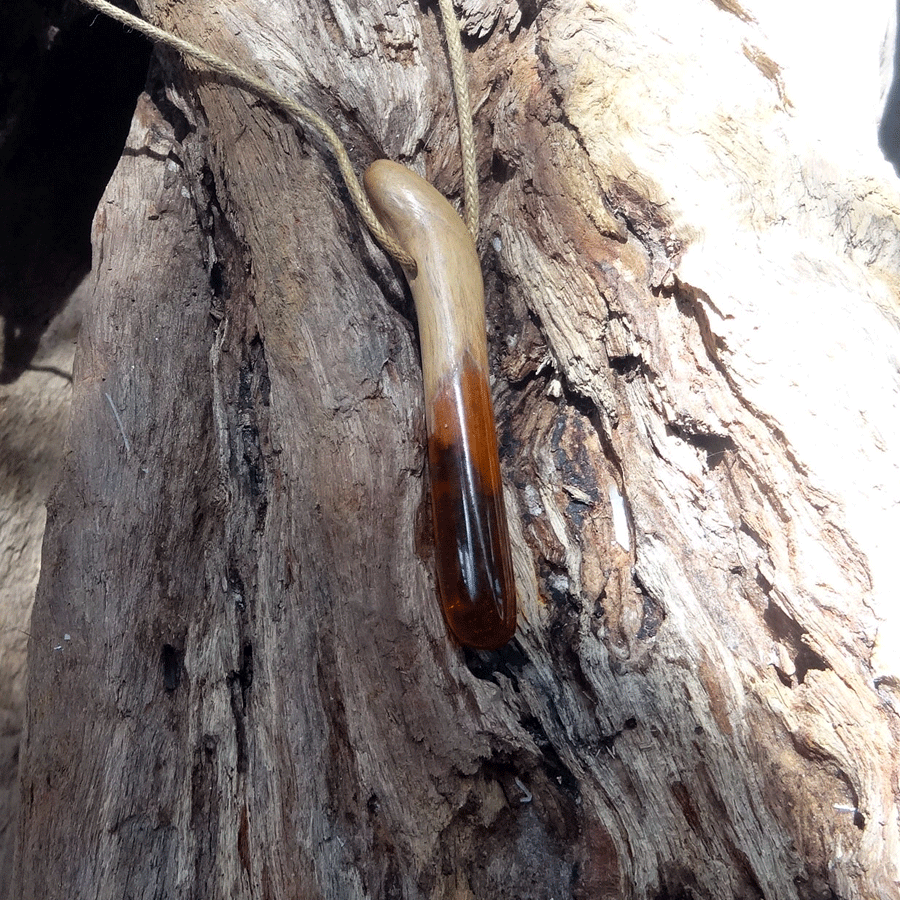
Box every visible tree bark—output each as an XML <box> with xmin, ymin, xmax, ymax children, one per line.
<box><xmin>11</xmin><ymin>1</ymin><xmax>900</xmax><ymax>898</ymax></box>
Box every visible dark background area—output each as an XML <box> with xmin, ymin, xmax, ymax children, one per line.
<box><xmin>0</xmin><ymin>0</ymin><xmax>150</xmax><ymax>383</ymax></box>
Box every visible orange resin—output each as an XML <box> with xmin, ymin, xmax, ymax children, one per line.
<box><xmin>427</xmin><ymin>355</ymin><xmax>516</xmax><ymax>650</ymax></box>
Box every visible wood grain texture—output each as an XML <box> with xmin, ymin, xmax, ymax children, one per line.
<box><xmin>10</xmin><ymin>0</ymin><xmax>900</xmax><ymax>898</ymax></box>
<box><xmin>0</xmin><ymin>306</ymin><xmax>78</xmax><ymax>899</ymax></box>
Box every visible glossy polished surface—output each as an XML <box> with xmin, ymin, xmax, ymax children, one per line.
<box><xmin>364</xmin><ymin>160</ymin><xmax>516</xmax><ymax>649</ymax></box>
<box><xmin>428</xmin><ymin>354</ymin><xmax>516</xmax><ymax>650</ymax></box>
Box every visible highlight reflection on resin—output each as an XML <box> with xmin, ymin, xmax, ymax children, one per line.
<box><xmin>364</xmin><ymin>160</ymin><xmax>517</xmax><ymax>650</ymax></box>
<box><xmin>428</xmin><ymin>355</ymin><xmax>516</xmax><ymax>650</ymax></box>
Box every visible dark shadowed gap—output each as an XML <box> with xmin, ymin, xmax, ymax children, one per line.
<box><xmin>0</xmin><ymin>0</ymin><xmax>152</xmax><ymax>383</ymax></box>
<box><xmin>878</xmin><ymin>0</ymin><xmax>900</xmax><ymax>175</ymax></box>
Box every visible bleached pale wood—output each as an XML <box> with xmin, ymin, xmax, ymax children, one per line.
<box><xmin>11</xmin><ymin>0</ymin><xmax>900</xmax><ymax>898</ymax></box>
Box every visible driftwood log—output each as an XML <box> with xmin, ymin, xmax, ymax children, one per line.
<box><xmin>7</xmin><ymin>0</ymin><xmax>900</xmax><ymax>898</ymax></box>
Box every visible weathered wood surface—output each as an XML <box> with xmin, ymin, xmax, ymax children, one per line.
<box><xmin>0</xmin><ymin>309</ymin><xmax>78</xmax><ymax>896</ymax></box>
<box><xmin>11</xmin><ymin>0</ymin><xmax>900</xmax><ymax>898</ymax></box>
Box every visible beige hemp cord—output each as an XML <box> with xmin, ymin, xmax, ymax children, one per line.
<box><xmin>76</xmin><ymin>0</ymin><xmax>481</xmax><ymax>269</ymax></box>
<box><xmin>436</xmin><ymin>0</ymin><xmax>479</xmax><ymax>236</ymax></box>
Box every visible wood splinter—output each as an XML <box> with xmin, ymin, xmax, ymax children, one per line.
<box><xmin>364</xmin><ymin>160</ymin><xmax>517</xmax><ymax>651</ymax></box>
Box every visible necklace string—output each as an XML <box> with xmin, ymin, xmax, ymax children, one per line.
<box><xmin>76</xmin><ymin>0</ymin><xmax>481</xmax><ymax>272</ymax></box>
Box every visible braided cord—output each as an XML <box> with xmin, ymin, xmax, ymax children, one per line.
<box><xmin>77</xmin><ymin>0</ymin><xmax>416</xmax><ymax>269</ymax></box>
<box><xmin>436</xmin><ymin>0</ymin><xmax>480</xmax><ymax>239</ymax></box>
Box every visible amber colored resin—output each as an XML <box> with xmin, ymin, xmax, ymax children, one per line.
<box><xmin>362</xmin><ymin>161</ymin><xmax>517</xmax><ymax>650</ymax></box>
<box><xmin>427</xmin><ymin>354</ymin><xmax>516</xmax><ymax>650</ymax></box>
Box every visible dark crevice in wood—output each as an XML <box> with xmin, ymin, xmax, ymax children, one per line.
<box><xmin>192</xmin><ymin>131</ymin><xmax>273</xmax><ymax>545</ymax></box>
<box><xmin>490</xmin><ymin>148</ymin><xmax>515</xmax><ymax>183</ymax></box>
<box><xmin>146</xmin><ymin>66</ymin><xmax>193</xmax><ymax>143</ymax></box>
<box><xmin>763</xmin><ymin>600</ymin><xmax>830</xmax><ymax>685</ymax></box>
<box><xmin>549</xmin><ymin>411</ymin><xmax>602</xmax><ymax>508</ymax></box>
<box><xmin>792</xmin><ymin>642</ymin><xmax>830</xmax><ymax>685</ymax></box>
<box><xmin>160</xmin><ymin>643</ymin><xmax>183</xmax><ymax>692</ymax></box>
<box><xmin>227</xmin><ymin>641</ymin><xmax>253</xmax><ymax>774</ymax></box>
<box><xmin>773</xmin><ymin>665</ymin><xmax>793</xmax><ymax>688</ymax></box>
<box><xmin>208</xmin><ymin>259</ymin><xmax>224</xmax><ymax>300</ymax></box>
<box><xmin>607</xmin><ymin>352</ymin><xmax>642</xmax><ymax>375</ymax></box>
<box><xmin>552</xmin><ymin>362</ymin><xmax>616</xmax><ymax>428</ymax></box>
<box><xmin>635</xmin><ymin>592</ymin><xmax>666</xmax><ymax>641</ymax></box>
<box><xmin>722</xmin><ymin>835</ymin><xmax>767</xmax><ymax>899</ymax></box>
<box><xmin>546</xmin><ymin>583</ymin><xmax>606</xmax><ymax>705</ymax></box>
<box><xmin>653</xmin><ymin>865</ymin><xmax>704</xmax><ymax>900</ymax></box>
<box><xmin>629</xmin><ymin>568</ymin><xmax>667</xmax><ymax>633</ymax></box>
<box><xmin>516</xmin><ymin>0</ymin><xmax>541</xmax><ymax>31</ymax></box>
<box><xmin>463</xmin><ymin>637</ymin><xmax>528</xmax><ymax>686</ymax></box>
<box><xmin>738</xmin><ymin>517</ymin><xmax>767</xmax><ymax>551</ymax></box>
<box><xmin>665</xmin><ymin>422</ymin><xmax>737</xmax><ymax>470</ymax></box>
<box><xmin>670</xmin><ymin>276</ymin><xmax>728</xmax><ymax>343</ymax></box>
<box><xmin>603</xmin><ymin>178</ymin><xmax>681</xmax><ymax>278</ymax></box>
<box><xmin>878</xmin><ymin>0</ymin><xmax>900</xmax><ymax>174</ymax></box>
<box><xmin>237</xmin><ymin>336</ymin><xmax>270</xmax><ymax>524</ymax></box>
